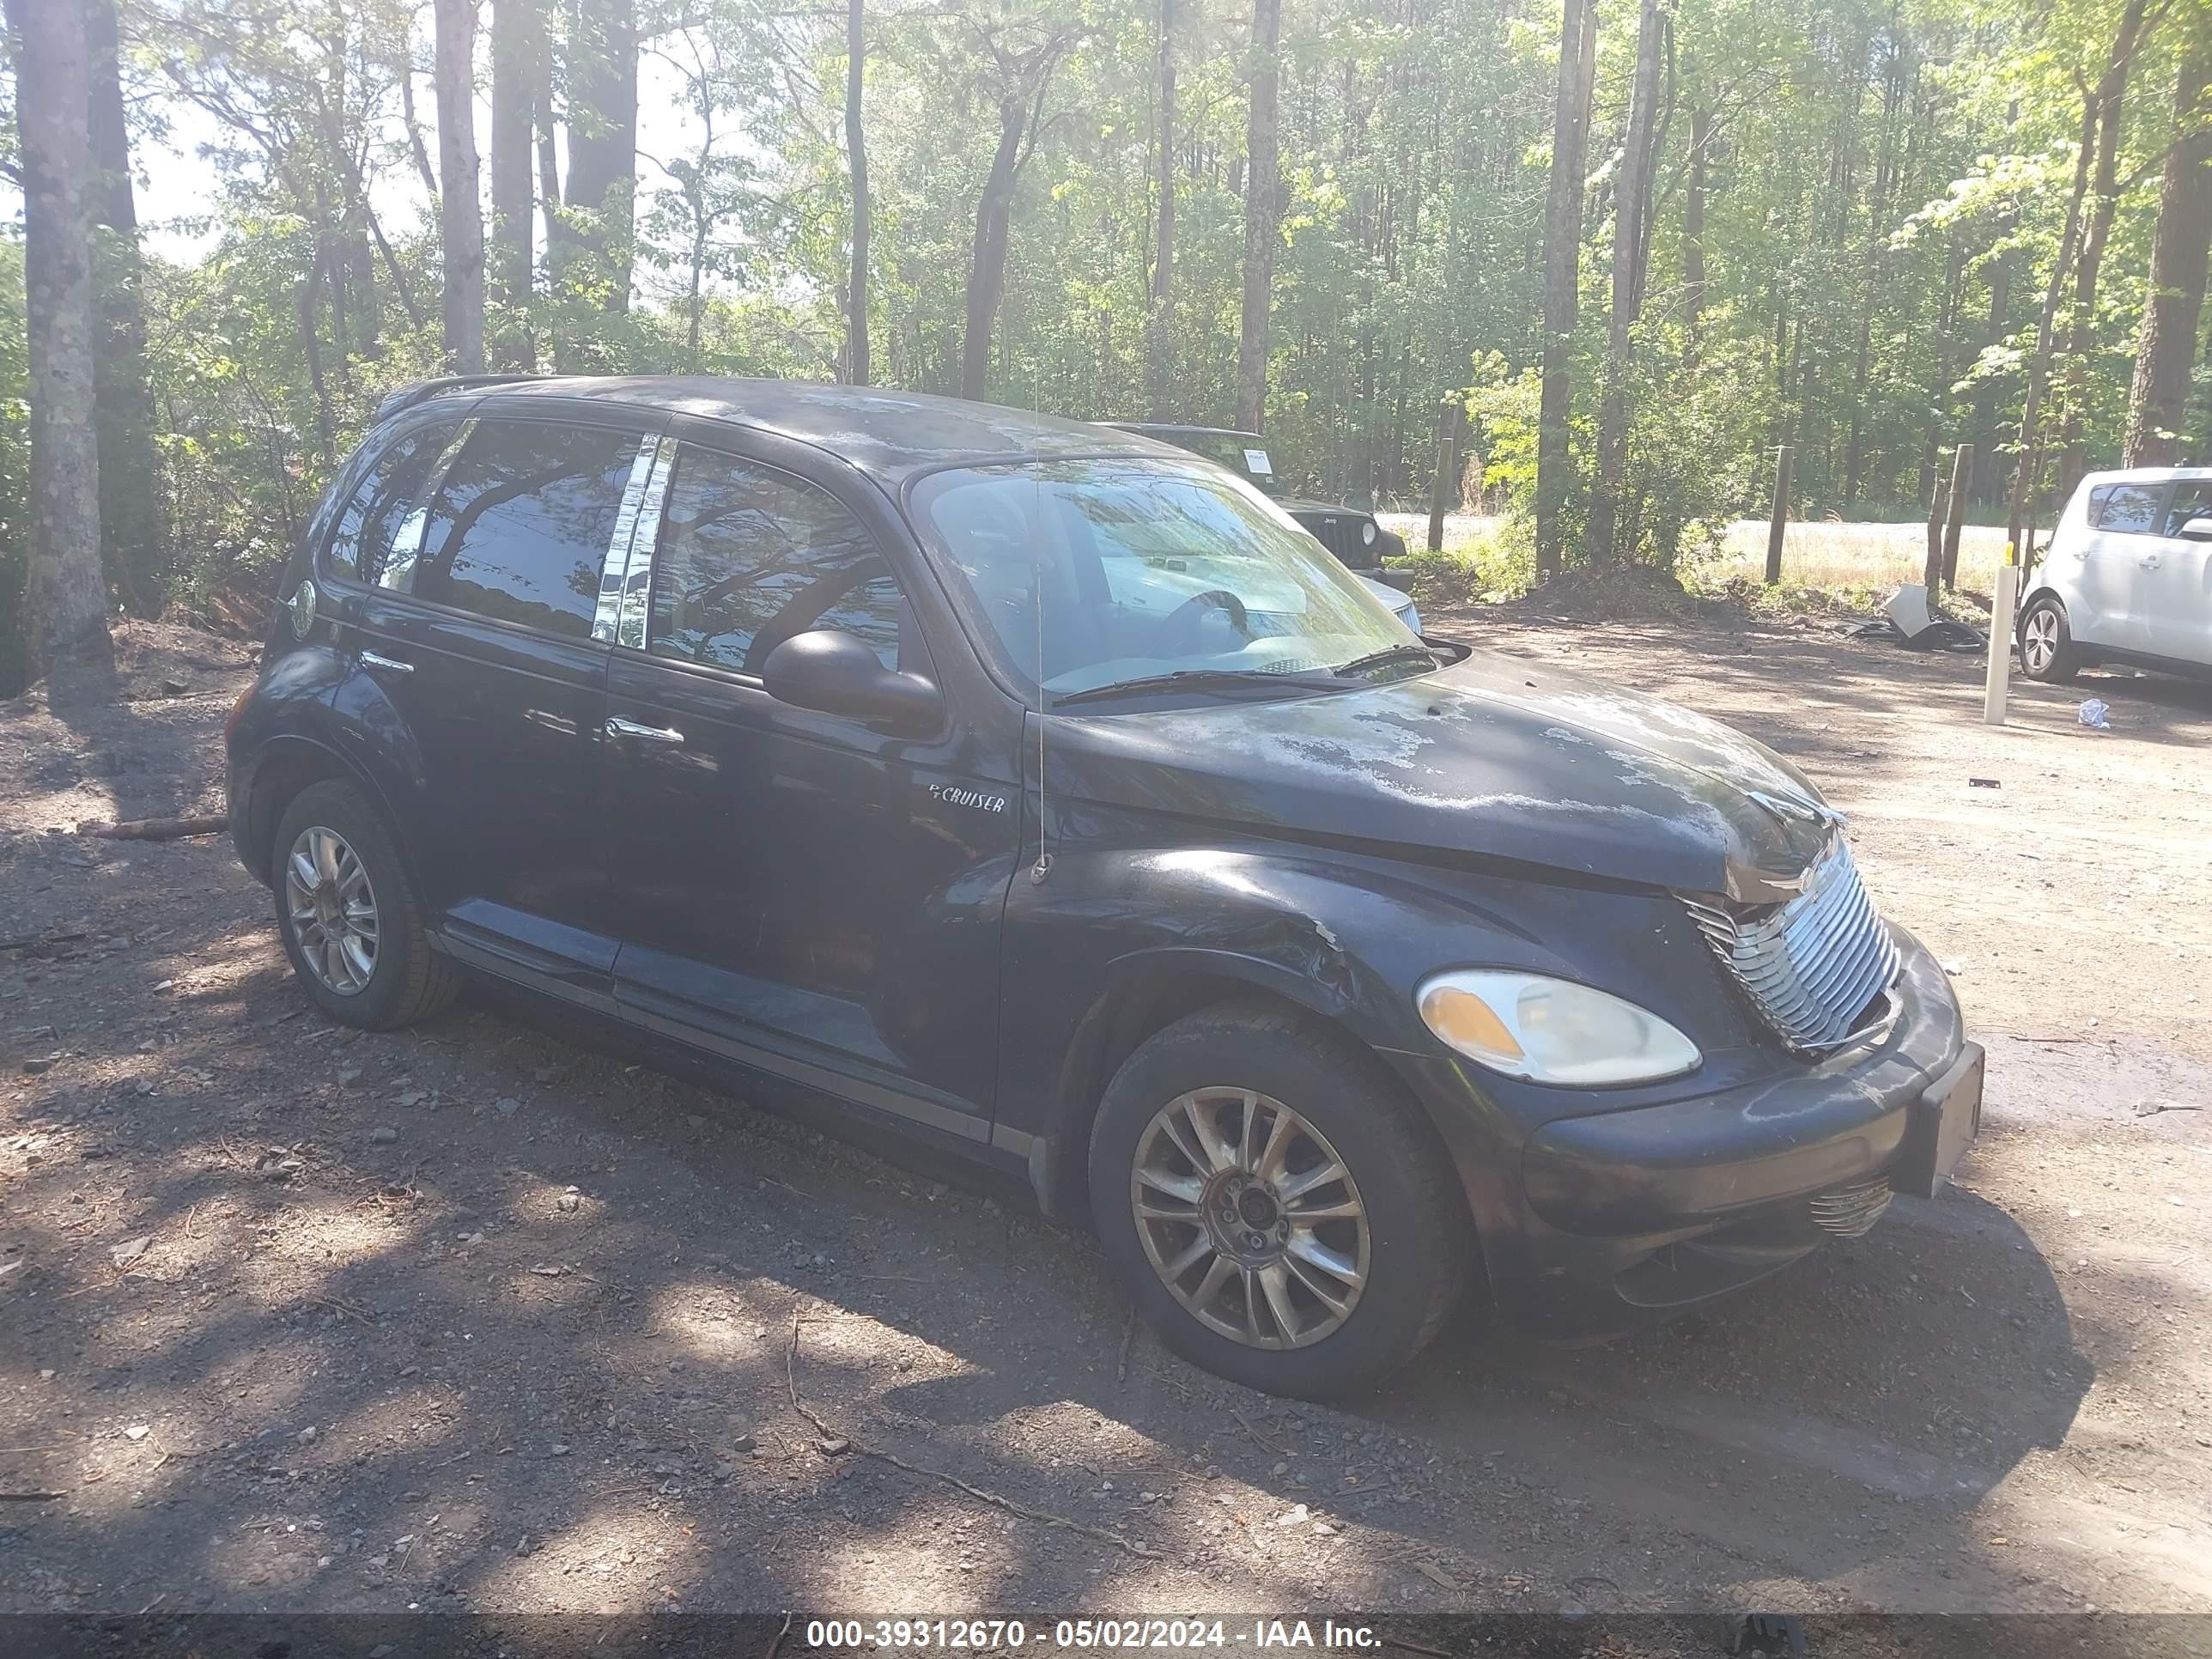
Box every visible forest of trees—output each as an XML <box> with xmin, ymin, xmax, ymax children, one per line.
<box><xmin>2</xmin><ymin>0</ymin><xmax>2209</xmax><ymax>690</ymax></box>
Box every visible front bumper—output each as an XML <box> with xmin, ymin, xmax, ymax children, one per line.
<box><xmin>1408</xmin><ymin>930</ymin><xmax>1976</xmax><ymax>1339</ymax></box>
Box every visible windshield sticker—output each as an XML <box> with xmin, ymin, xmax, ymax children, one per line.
<box><xmin>1243</xmin><ymin>448</ymin><xmax>1273</xmax><ymax>475</ymax></box>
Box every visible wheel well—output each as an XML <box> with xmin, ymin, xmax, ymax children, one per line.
<box><xmin>244</xmin><ymin>746</ymin><xmax>354</xmax><ymax>883</ymax></box>
<box><xmin>1045</xmin><ymin>971</ymin><xmax>1261</xmax><ymax>1217</ymax></box>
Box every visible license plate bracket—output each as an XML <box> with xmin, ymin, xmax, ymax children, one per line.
<box><xmin>1896</xmin><ymin>1042</ymin><xmax>1984</xmax><ymax>1200</ymax></box>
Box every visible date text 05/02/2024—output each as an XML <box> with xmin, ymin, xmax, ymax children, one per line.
<box><xmin>804</xmin><ymin>1620</ymin><xmax>1382</xmax><ymax>1650</ymax></box>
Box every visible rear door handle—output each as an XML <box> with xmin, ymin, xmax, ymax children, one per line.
<box><xmin>605</xmin><ymin>716</ymin><xmax>684</xmax><ymax>745</ymax></box>
<box><xmin>359</xmin><ymin>649</ymin><xmax>414</xmax><ymax>675</ymax></box>
<box><xmin>2141</xmin><ymin>554</ymin><xmax>2162</xmax><ymax>568</ymax></box>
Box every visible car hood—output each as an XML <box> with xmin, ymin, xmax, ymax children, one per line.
<box><xmin>1049</xmin><ymin>648</ymin><xmax>1837</xmax><ymax>901</ymax></box>
<box><xmin>1278</xmin><ymin>497</ymin><xmax>1372</xmax><ymax>521</ymax></box>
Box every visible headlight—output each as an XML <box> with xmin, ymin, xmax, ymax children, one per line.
<box><xmin>1361</xmin><ymin>520</ymin><xmax>1379</xmax><ymax>546</ymax></box>
<box><xmin>1416</xmin><ymin>970</ymin><xmax>1701</xmax><ymax>1086</ymax></box>
<box><xmin>1401</xmin><ymin>599</ymin><xmax>1423</xmax><ymax>634</ymax></box>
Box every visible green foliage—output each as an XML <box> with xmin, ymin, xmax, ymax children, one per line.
<box><xmin>3</xmin><ymin>0</ymin><xmax>2202</xmax><ymax>688</ymax></box>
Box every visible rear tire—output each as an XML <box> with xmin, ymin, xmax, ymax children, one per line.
<box><xmin>272</xmin><ymin>780</ymin><xmax>459</xmax><ymax>1030</ymax></box>
<box><xmin>1088</xmin><ymin>1000</ymin><xmax>1469</xmax><ymax>1399</ymax></box>
<box><xmin>2018</xmin><ymin>594</ymin><xmax>2080</xmax><ymax>684</ymax></box>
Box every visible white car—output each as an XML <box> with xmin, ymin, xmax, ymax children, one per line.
<box><xmin>2020</xmin><ymin>467</ymin><xmax>2212</xmax><ymax>682</ymax></box>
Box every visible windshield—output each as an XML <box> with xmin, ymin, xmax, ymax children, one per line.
<box><xmin>912</xmin><ymin>457</ymin><xmax>1420</xmax><ymax>703</ymax></box>
<box><xmin>1173</xmin><ymin>432</ymin><xmax>1280</xmax><ymax>494</ymax></box>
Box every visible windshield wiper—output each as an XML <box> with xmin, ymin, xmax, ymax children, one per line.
<box><xmin>1049</xmin><ymin>668</ymin><xmax>1343</xmax><ymax>708</ymax></box>
<box><xmin>1333</xmin><ymin>642</ymin><xmax>1441</xmax><ymax>678</ymax></box>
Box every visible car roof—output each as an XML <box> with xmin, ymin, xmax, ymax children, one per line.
<box><xmin>1109</xmin><ymin>422</ymin><xmax>1266</xmax><ymax>444</ymax></box>
<box><xmin>447</xmin><ymin>376</ymin><xmax>1176</xmax><ymax>485</ymax></box>
<box><xmin>2079</xmin><ymin>465</ymin><xmax>2212</xmax><ymax>487</ymax></box>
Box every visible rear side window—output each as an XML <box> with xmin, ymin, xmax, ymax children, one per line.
<box><xmin>2089</xmin><ymin>482</ymin><xmax>2166</xmax><ymax>534</ymax></box>
<box><xmin>323</xmin><ymin>424</ymin><xmax>453</xmax><ymax>583</ymax></box>
<box><xmin>2163</xmin><ymin>482</ymin><xmax>2212</xmax><ymax>536</ymax></box>
<box><xmin>404</xmin><ymin>422</ymin><xmax>643</xmax><ymax>639</ymax></box>
<box><xmin>646</xmin><ymin>448</ymin><xmax>904</xmax><ymax>674</ymax></box>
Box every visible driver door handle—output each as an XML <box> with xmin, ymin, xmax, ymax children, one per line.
<box><xmin>2140</xmin><ymin>553</ymin><xmax>2162</xmax><ymax>568</ymax></box>
<box><xmin>605</xmin><ymin>716</ymin><xmax>684</xmax><ymax>745</ymax></box>
<box><xmin>359</xmin><ymin>649</ymin><xmax>413</xmax><ymax>675</ymax></box>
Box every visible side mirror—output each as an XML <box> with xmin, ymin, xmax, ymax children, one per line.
<box><xmin>760</xmin><ymin>629</ymin><xmax>942</xmax><ymax>735</ymax></box>
<box><xmin>2177</xmin><ymin>515</ymin><xmax>2212</xmax><ymax>543</ymax></box>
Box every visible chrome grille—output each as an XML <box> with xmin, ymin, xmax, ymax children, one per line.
<box><xmin>1810</xmin><ymin>1176</ymin><xmax>1893</xmax><ymax>1237</ymax></box>
<box><xmin>1682</xmin><ymin>839</ymin><xmax>1901</xmax><ymax>1053</ymax></box>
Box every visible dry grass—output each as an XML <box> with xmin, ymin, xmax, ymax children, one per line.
<box><xmin>1701</xmin><ymin>519</ymin><xmax>2011</xmax><ymax>601</ymax></box>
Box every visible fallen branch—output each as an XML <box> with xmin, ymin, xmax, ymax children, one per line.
<box><xmin>786</xmin><ymin>1305</ymin><xmax>1161</xmax><ymax>1560</ymax></box>
<box><xmin>76</xmin><ymin>815</ymin><xmax>228</xmax><ymax>842</ymax></box>
<box><xmin>0</xmin><ymin>932</ymin><xmax>86</xmax><ymax>952</ymax></box>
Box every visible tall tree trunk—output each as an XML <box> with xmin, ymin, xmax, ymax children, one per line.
<box><xmin>1683</xmin><ymin>106</ymin><xmax>1710</xmax><ymax>367</ymax></box>
<box><xmin>563</xmin><ymin>0</ymin><xmax>638</xmax><ymax>325</ymax></box>
<box><xmin>1587</xmin><ymin>0</ymin><xmax>1663</xmax><ymax>563</ymax></box>
<box><xmin>7</xmin><ymin>0</ymin><xmax>111</xmax><ymax>678</ymax></box>
<box><xmin>537</xmin><ymin>36</ymin><xmax>562</xmax><ymax>264</ymax></box>
<box><xmin>2005</xmin><ymin>82</ymin><xmax>2100</xmax><ymax>557</ymax></box>
<box><xmin>961</xmin><ymin>99</ymin><xmax>1029</xmax><ymax>401</ymax></box>
<box><xmin>845</xmin><ymin>0</ymin><xmax>870</xmax><ymax>386</ymax></box>
<box><xmin>1234</xmin><ymin>0</ymin><xmax>1282</xmax><ymax>432</ymax></box>
<box><xmin>2057</xmin><ymin>0</ymin><xmax>2152</xmax><ymax>499</ymax></box>
<box><xmin>434</xmin><ymin>0</ymin><xmax>485</xmax><ymax>373</ymax></box>
<box><xmin>489</xmin><ymin>0</ymin><xmax>541</xmax><ymax>369</ymax></box>
<box><xmin>401</xmin><ymin>60</ymin><xmax>441</xmax><ymax>209</ymax></box>
<box><xmin>1534</xmin><ymin>0</ymin><xmax>1594</xmax><ymax>575</ymax></box>
<box><xmin>84</xmin><ymin>0</ymin><xmax>164</xmax><ymax>617</ymax></box>
<box><xmin>1146</xmin><ymin>0</ymin><xmax>1177</xmax><ymax>420</ymax></box>
<box><xmin>2125</xmin><ymin>49</ymin><xmax>2212</xmax><ymax>465</ymax></box>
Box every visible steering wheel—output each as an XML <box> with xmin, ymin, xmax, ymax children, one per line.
<box><xmin>1165</xmin><ymin>588</ymin><xmax>1251</xmax><ymax>646</ymax></box>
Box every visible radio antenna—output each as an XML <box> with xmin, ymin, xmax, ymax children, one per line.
<box><xmin>1029</xmin><ymin>362</ymin><xmax>1054</xmax><ymax>885</ymax></box>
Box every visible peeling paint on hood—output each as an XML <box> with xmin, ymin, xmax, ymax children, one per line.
<box><xmin>1048</xmin><ymin>647</ymin><xmax>1836</xmax><ymax>901</ymax></box>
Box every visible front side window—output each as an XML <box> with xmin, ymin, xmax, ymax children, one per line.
<box><xmin>324</xmin><ymin>423</ymin><xmax>453</xmax><ymax>583</ymax></box>
<box><xmin>408</xmin><ymin>422</ymin><xmax>642</xmax><ymax>639</ymax></box>
<box><xmin>912</xmin><ymin>457</ymin><xmax>1419</xmax><ymax>702</ymax></box>
<box><xmin>2162</xmin><ymin>482</ymin><xmax>2212</xmax><ymax>537</ymax></box>
<box><xmin>2091</xmin><ymin>482</ymin><xmax>2166</xmax><ymax>534</ymax></box>
<box><xmin>646</xmin><ymin>448</ymin><xmax>903</xmax><ymax>674</ymax></box>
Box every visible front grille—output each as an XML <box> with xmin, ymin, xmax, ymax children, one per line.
<box><xmin>1810</xmin><ymin>1176</ymin><xmax>1893</xmax><ymax>1237</ymax></box>
<box><xmin>1682</xmin><ymin>838</ymin><xmax>1901</xmax><ymax>1053</ymax></box>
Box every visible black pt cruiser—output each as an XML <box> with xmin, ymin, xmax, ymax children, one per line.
<box><xmin>227</xmin><ymin>376</ymin><xmax>1983</xmax><ymax>1399</ymax></box>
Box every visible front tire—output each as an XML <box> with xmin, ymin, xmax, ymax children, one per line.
<box><xmin>272</xmin><ymin>780</ymin><xmax>458</xmax><ymax>1030</ymax></box>
<box><xmin>2018</xmin><ymin>595</ymin><xmax>2080</xmax><ymax>683</ymax></box>
<box><xmin>1088</xmin><ymin>1001</ymin><xmax>1470</xmax><ymax>1399</ymax></box>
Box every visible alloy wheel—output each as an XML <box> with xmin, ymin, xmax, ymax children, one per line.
<box><xmin>284</xmin><ymin>825</ymin><xmax>380</xmax><ymax>996</ymax></box>
<box><xmin>2022</xmin><ymin>606</ymin><xmax>2058</xmax><ymax>675</ymax></box>
<box><xmin>1129</xmin><ymin>1087</ymin><xmax>1370</xmax><ymax>1349</ymax></box>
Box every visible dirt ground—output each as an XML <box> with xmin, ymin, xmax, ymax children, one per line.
<box><xmin>3</xmin><ymin>613</ymin><xmax>2209</xmax><ymax>1639</ymax></box>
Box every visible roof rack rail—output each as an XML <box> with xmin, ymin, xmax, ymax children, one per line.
<box><xmin>371</xmin><ymin>374</ymin><xmax>547</xmax><ymax>427</ymax></box>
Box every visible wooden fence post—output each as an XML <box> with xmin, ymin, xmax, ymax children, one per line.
<box><xmin>1941</xmin><ymin>441</ymin><xmax>1973</xmax><ymax>589</ymax></box>
<box><xmin>1924</xmin><ymin>469</ymin><xmax>1949</xmax><ymax>594</ymax></box>
<box><xmin>1427</xmin><ymin>398</ymin><xmax>1466</xmax><ymax>554</ymax></box>
<box><xmin>1764</xmin><ymin>444</ymin><xmax>1794</xmax><ymax>585</ymax></box>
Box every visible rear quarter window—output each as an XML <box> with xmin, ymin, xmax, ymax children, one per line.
<box><xmin>322</xmin><ymin>423</ymin><xmax>454</xmax><ymax>583</ymax></box>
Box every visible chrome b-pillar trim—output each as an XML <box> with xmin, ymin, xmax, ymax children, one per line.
<box><xmin>615</xmin><ymin>438</ymin><xmax>676</xmax><ymax>650</ymax></box>
<box><xmin>593</xmin><ymin>435</ymin><xmax>665</xmax><ymax>644</ymax></box>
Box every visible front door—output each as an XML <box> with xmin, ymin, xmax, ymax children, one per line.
<box><xmin>2141</xmin><ymin>480</ymin><xmax>2212</xmax><ymax>665</ymax></box>
<box><xmin>343</xmin><ymin>412</ymin><xmax>656</xmax><ymax>998</ymax></box>
<box><xmin>600</xmin><ymin>435</ymin><xmax>1019</xmax><ymax>1139</ymax></box>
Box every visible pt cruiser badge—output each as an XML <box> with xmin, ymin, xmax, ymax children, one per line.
<box><xmin>928</xmin><ymin>782</ymin><xmax>1009</xmax><ymax>814</ymax></box>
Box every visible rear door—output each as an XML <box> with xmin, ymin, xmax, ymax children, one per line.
<box><xmin>344</xmin><ymin>410</ymin><xmax>660</xmax><ymax>1001</ymax></box>
<box><xmin>2142</xmin><ymin>479</ymin><xmax>2212</xmax><ymax>665</ymax></box>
